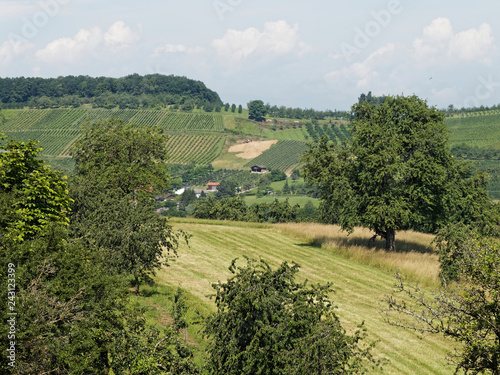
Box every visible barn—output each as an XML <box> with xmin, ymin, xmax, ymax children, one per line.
<box><xmin>250</xmin><ymin>165</ymin><xmax>267</xmax><ymax>173</ymax></box>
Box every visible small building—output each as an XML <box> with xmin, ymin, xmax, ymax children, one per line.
<box><xmin>250</xmin><ymin>165</ymin><xmax>268</xmax><ymax>173</ymax></box>
<box><xmin>175</xmin><ymin>188</ymin><xmax>187</xmax><ymax>195</ymax></box>
<box><xmin>207</xmin><ymin>182</ymin><xmax>220</xmax><ymax>191</ymax></box>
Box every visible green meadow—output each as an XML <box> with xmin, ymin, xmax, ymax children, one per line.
<box><xmin>141</xmin><ymin>218</ymin><xmax>458</xmax><ymax>375</ymax></box>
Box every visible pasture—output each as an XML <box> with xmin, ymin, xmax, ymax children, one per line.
<box><xmin>149</xmin><ymin>218</ymin><xmax>458</xmax><ymax>375</ymax></box>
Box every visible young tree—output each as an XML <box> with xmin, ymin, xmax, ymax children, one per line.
<box><xmin>69</xmin><ymin>119</ymin><xmax>184</xmax><ymax>294</ymax></box>
<box><xmin>384</xmin><ymin>236</ymin><xmax>500</xmax><ymax>375</ymax></box>
<box><xmin>303</xmin><ymin>95</ymin><xmax>490</xmax><ymax>251</ymax></box>
<box><xmin>71</xmin><ymin>119</ymin><xmax>169</xmax><ymax>194</ymax></box>
<box><xmin>204</xmin><ymin>258</ymin><xmax>377</xmax><ymax>374</ymax></box>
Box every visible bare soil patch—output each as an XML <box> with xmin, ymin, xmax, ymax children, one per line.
<box><xmin>228</xmin><ymin>139</ymin><xmax>278</xmax><ymax>159</ymax></box>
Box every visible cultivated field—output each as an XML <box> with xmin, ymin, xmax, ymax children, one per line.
<box><xmin>0</xmin><ymin>109</ymin><xmax>226</xmax><ymax>163</ymax></box>
<box><xmin>153</xmin><ymin>218</ymin><xmax>457</xmax><ymax>375</ymax></box>
<box><xmin>246</xmin><ymin>140</ymin><xmax>309</xmax><ymax>172</ymax></box>
<box><xmin>164</xmin><ymin>134</ymin><xmax>226</xmax><ymax>165</ymax></box>
<box><xmin>2</xmin><ymin>107</ymin><xmax>500</xmax><ymax>197</ymax></box>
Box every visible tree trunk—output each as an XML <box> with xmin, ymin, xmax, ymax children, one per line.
<box><xmin>386</xmin><ymin>228</ymin><xmax>396</xmax><ymax>251</ymax></box>
<box><xmin>134</xmin><ymin>273</ymin><xmax>140</xmax><ymax>295</ymax></box>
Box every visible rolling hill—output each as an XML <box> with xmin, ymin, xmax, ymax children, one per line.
<box><xmin>1</xmin><ymin>106</ymin><xmax>500</xmax><ymax>196</ymax></box>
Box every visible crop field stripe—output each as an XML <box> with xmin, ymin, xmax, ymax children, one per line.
<box><xmin>446</xmin><ymin>113</ymin><xmax>500</xmax><ymax>148</ymax></box>
<box><xmin>165</xmin><ymin>134</ymin><xmax>226</xmax><ymax>165</ymax></box>
<box><xmin>246</xmin><ymin>140</ymin><xmax>309</xmax><ymax>172</ymax></box>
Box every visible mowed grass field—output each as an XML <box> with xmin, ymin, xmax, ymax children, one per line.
<box><xmin>154</xmin><ymin>218</ymin><xmax>458</xmax><ymax>375</ymax></box>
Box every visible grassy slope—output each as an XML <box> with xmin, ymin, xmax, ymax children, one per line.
<box><xmin>155</xmin><ymin>218</ymin><xmax>457</xmax><ymax>375</ymax></box>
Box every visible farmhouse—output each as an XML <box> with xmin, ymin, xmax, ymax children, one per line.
<box><xmin>250</xmin><ymin>165</ymin><xmax>268</xmax><ymax>173</ymax></box>
<box><xmin>207</xmin><ymin>182</ymin><xmax>220</xmax><ymax>191</ymax></box>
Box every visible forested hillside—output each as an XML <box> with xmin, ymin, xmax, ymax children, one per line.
<box><xmin>0</xmin><ymin>74</ymin><xmax>222</xmax><ymax>109</ymax></box>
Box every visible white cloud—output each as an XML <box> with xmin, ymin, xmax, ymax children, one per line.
<box><xmin>449</xmin><ymin>23</ymin><xmax>494</xmax><ymax>63</ymax></box>
<box><xmin>325</xmin><ymin>43</ymin><xmax>396</xmax><ymax>89</ymax></box>
<box><xmin>0</xmin><ymin>39</ymin><xmax>33</xmax><ymax>66</ymax></box>
<box><xmin>36</xmin><ymin>26</ymin><xmax>102</xmax><ymax>63</ymax></box>
<box><xmin>412</xmin><ymin>18</ymin><xmax>495</xmax><ymax>66</ymax></box>
<box><xmin>35</xmin><ymin>21</ymin><xmax>141</xmax><ymax>64</ymax></box>
<box><xmin>212</xmin><ymin>20</ymin><xmax>310</xmax><ymax>67</ymax></box>
<box><xmin>104</xmin><ymin>21</ymin><xmax>141</xmax><ymax>50</ymax></box>
<box><xmin>152</xmin><ymin>43</ymin><xmax>204</xmax><ymax>57</ymax></box>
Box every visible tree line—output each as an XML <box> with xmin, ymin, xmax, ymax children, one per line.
<box><xmin>247</xmin><ymin>99</ymin><xmax>349</xmax><ymax>122</ymax></box>
<box><xmin>0</xmin><ymin>74</ymin><xmax>222</xmax><ymax>109</ymax></box>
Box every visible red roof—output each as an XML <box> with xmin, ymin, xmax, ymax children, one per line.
<box><xmin>207</xmin><ymin>182</ymin><xmax>220</xmax><ymax>186</ymax></box>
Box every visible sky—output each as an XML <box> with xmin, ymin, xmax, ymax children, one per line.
<box><xmin>0</xmin><ymin>0</ymin><xmax>499</xmax><ymax>111</ymax></box>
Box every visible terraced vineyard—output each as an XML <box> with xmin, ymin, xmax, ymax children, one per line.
<box><xmin>0</xmin><ymin>108</ymin><xmax>226</xmax><ymax>156</ymax></box>
<box><xmin>165</xmin><ymin>134</ymin><xmax>226</xmax><ymax>165</ymax></box>
<box><xmin>246</xmin><ymin>140</ymin><xmax>309</xmax><ymax>172</ymax></box>
<box><xmin>446</xmin><ymin>112</ymin><xmax>500</xmax><ymax>148</ymax></box>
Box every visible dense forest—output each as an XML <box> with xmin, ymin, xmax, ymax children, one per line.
<box><xmin>0</xmin><ymin>74</ymin><xmax>222</xmax><ymax>109</ymax></box>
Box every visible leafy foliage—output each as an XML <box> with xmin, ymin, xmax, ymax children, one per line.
<box><xmin>384</xmin><ymin>236</ymin><xmax>500</xmax><ymax>374</ymax></box>
<box><xmin>69</xmin><ymin>119</ymin><xmax>185</xmax><ymax>294</ymax></box>
<box><xmin>204</xmin><ymin>258</ymin><xmax>378</xmax><ymax>374</ymax></box>
<box><xmin>71</xmin><ymin>118</ymin><xmax>169</xmax><ymax>193</ymax></box>
<box><xmin>248</xmin><ymin>100</ymin><xmax>267</xmax><ymax>122</ymax></box>
<box><xmin>0</xmin><ymin>129</ymin><xmax>199</xmax><ymax>374</ymax></box>
<box><xmin>303</xmin><ymin>95</ymin><xmax>491</xmax><ymax>251</ymax></box>
<box><xmin>0</xmin><ymin>135</ymin><xmax>72</xmax><ymax>241</ymax></box>
<box><xmin>193</xmin><ymin>196</ymin><xmax>300</xmax><ymax>223</ymax></box>
<box><xmin>0</xmin><ymin>74</ymin><xmax>222</xmax><ymax>108</ymax></box>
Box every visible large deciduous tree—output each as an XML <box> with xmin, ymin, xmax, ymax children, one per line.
<box><xmin>0</xmin><ymin>131</ymin><xmax>198</xmax><ymax>373</ymax></box>
<box><xmin>204</xmin><ymin>258</ymin><xmax>378</xmax><ymax>375</ymax></box>
<box><xmin>303</xmin><ymin>95</ymin><xmax>490</xmax><ymax>251</ymax></box>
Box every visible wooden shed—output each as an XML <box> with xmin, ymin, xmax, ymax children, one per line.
<box><xmin>250</xmin><ymin>165</ymin><xmax>268</xmax><ymax>173</ymax></box>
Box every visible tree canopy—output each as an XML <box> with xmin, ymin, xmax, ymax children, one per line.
<box><xmin>0</xmin><ymin>130</ymin><xmax>198</xmax><ymax>373</ymax></box>
<box><xmin>248</xmin><ymin>100</ymin><xmax>267</xmax><ymax>122</ymax></box>
<box><xmin>0</xmin><ymin>74</ymin><xmax>222</xmax><ymax>108</ymax></box>
<box><xmin>204</xmin><ymin>258</ymin><xmax>377</xmax><ymax>374</ymax></box>
<box><xmin>69</xmin><ymin>119</ymin><xmax>184</xmax><ymax>294</ymax></box>
<box><xmin>0</xmin><ymin>135</ymin><xmax>72</xmax><ymax>241</ymax></box>
<box><xmin>303</xmin><ymin>95</ymin><xmax>491</xmax><ymax>251</ymax></box>
<box><xmin>71</xmin><ymin>118</ymin><xmax>170</xmax><ymax>194</ymax></box>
